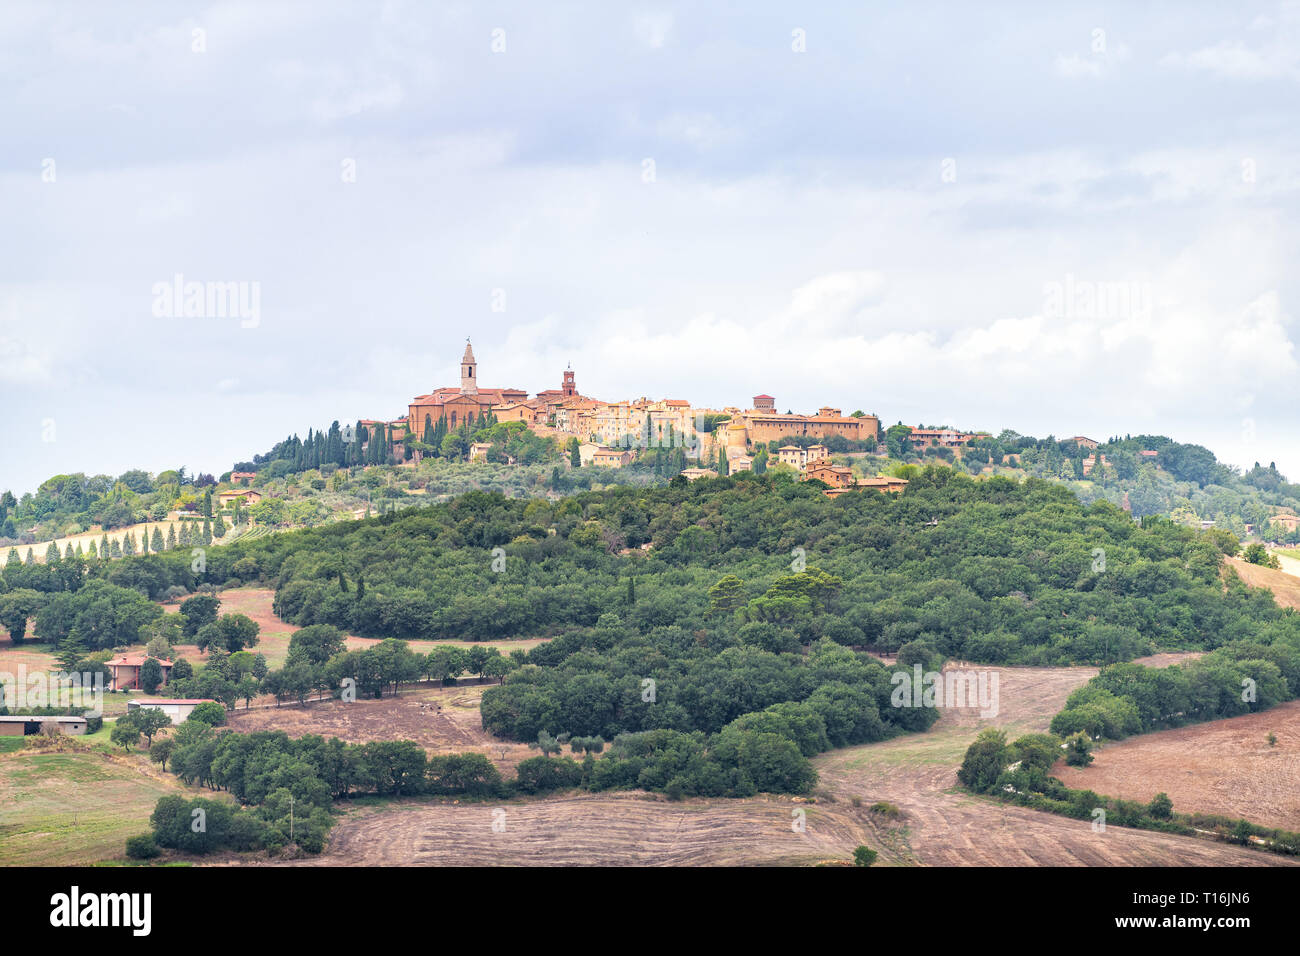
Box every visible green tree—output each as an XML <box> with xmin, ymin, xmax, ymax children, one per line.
<box><xmin>853</xmin><ymin>845</ymin><xmax>878</xmax><ymax>867</ymax></box>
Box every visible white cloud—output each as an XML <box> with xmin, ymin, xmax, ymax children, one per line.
<box><xmin>633</xmin><ymin>12</ymin><xmax>673</xmax><ymax>50</ymax></box>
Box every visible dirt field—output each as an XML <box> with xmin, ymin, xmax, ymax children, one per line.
<box><xmin>278</xmin><ymin>659</ymin><xmax>1290</xmax><ymax>867</ymax></box>
<box><xmin>226</xmin><ymin>684</ymin><xmax>540</xmax><ymax>773</ymax></box>
<box><xmin>287</xmin><ymin>793</ymin><xmax>880</xmax><ymax>867</ymax></box>
<box><xmin>1054</xmin><ymin>700</ymin><xmax>1300</xmax><ymax>832</ymax></box>
<box><xmin>810</xmin><ymin>663</ymin><xmax>1292</xmax><ymax>866</ymax></box>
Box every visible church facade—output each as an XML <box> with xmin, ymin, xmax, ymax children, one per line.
<box><xmin>406</xmin><ymin>340</ymin><xmax>528</xmax><ymax>437</ymax></box>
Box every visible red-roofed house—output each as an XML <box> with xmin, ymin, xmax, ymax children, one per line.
<box><xmin>106</xmin><ymin>655</ymin><xmax>173</xmax><ymax>692</ymax></box>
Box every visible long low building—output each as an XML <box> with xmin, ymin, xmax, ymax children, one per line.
<box><xmin>126</xmin><ymin>698</ymin><xmax>217</xmax><ymax>722</ymax></box>
<box><xmin>0</xmin><ymin>715</ymin><xmax>89</xmax><ymax>737</ymax></box>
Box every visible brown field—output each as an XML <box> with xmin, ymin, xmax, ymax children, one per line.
<box><xmin>286</xmin><ymin>793</ymin><xmax>880</xmax><ymax>867</ymax></box>
<box><xmin>1225</xmin><ymin>556</ymin><xmax>1300</xmax><ymax>610</ymax></box>
<box><xmin>1054</xmin><ymin>701</ymin><xmax>1300</xmax><ymax>832</ymax></box>
<box><xmin>226</xmin><ymin>683</ymin><xmax>541</xmax><ymax>773</ymax></box>
<box><xmin>278</xmin><ymin>658</ymin><xmax>1290</xmax><ymax>867</ymax></box>
<box><xmin>170</xmin><ymin>588</ymin><xmax>551</xmax><ymax>669</ymax></box>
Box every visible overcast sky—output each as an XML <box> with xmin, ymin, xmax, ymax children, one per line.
<box><xmin>2</xmin><ymin>1</ymin><xmax>1298</xmax><ymax>496</ymax></box>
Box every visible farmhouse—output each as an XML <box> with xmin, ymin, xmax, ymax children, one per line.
<box><xmin>106</xmin><ymin>655</ymin><xmax>172</xmax><ymax>692</ymax></box>
<box><xmin>218</xmin><ymin>489</ymin><xmax>264</xmax><ymax>507</ymax></box>
<box><xmin>0</xmin><ymin>715</ymin><xmax>89</xmax><ymax>736</ymax></box>
<box><xmin>127</xmin><ymin>698</ymin><xmax>216</xmax><ymax>722</ymax></box>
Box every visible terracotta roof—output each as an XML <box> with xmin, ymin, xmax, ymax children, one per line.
<box><xmin>132</xmin><ymin>698</ymin><xmax>216</xmax><ymax>705</ymax></box>
<box><xmin>108</xmin><ymin>656</ymin><xmax>173</xmax><ymax>668</ymax></box>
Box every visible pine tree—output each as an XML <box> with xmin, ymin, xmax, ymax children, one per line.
<box><xmin>122</xmin><ymin>532</ymin><xmax>136</xmax><ymax>556</ymax></box>
<box><xmin>25</xmin><ymin>548</ymin><xmax>35</xmax><ymax>564</ymax></box>
<box><xmin>45</xmin><ymin>541</ymin><xmax>61</xmax><ymax>564</ymax></box>
<box><xmin>166</xmin><ymin>525</ymin><xmax>177</xmax><ymax>550</ymax></box>
<box><xmin>5</xmin><ymin>548</ymin><xmax>18</xmax><ymax>566</ymax></box>
<box><xmin>100</xmin><ymin>534</ymin><xmax>110</xmax><ymax>557</ymax></box>
<box><xmin>66</xmin><ymin>542</ymin><xmax>76</xmax><ymax>560</ymax></box>
<box><xmin>109</xmin><ymin>539</ymin><xmax>122</xmax><ymax>559</ymax></box>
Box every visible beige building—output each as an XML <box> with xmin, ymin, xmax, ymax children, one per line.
<box><xmin>127</xmin><ymin>698</ymin><xmax>217</xmax><ymax>722</ymax></box>
<box><xmin>0</xmin><ymin>715</ymin><xmax>89</xmax><ymax>737</ymax></box>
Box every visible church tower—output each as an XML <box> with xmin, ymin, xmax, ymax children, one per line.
<box><xmin>562</xmin><ymin>363</ymin><xmax>576</xmax><ymax>397</ymax></box>
<box><xmin>460</xmin><ymin>339</ymin><xmax>477</xmax><ymax>394</ymax></box>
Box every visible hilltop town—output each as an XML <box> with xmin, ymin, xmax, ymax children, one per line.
<box><xmin>6</xmin><ymin>339</ymin><xmax>1300</xmax><ymax>564</ymax></box>
<box><xmin>348</xmin><ymin>338</ymin><xmax>892</xmax><ymax>484</ymax></box>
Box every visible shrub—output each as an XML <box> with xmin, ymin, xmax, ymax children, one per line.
<box><xmin>1147</xmin><ymin>792</ymin><xmax>1174</xmax><ymax>819</ymax></box>
<box><xmin>1065</xmin><ymin>733</ymin><xmax>1094</xmax><ymax>767</ymax></box>
<box><xmin>125</xmin><ymin>834</ymin><xmax>159</xmax><ymax>860</ymax></box>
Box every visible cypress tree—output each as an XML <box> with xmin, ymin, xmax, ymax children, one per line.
<box><xmin>45</xmin><ymin>541</ymin><xmax>60</xmax><ymax>564</ymax></box>
<box><xmin>86</xmin><ymin>540</ymin><xmax>97</xmax><ymax>559</ymax></box>
<box><xmin>167</xmin><ymin>524</ymin><xmax>177</xmax><ymax>549</ymax></box>
<box><xmin>141</xmin><ymin>525</ymin><xmax>150</xmax><ymax>554</ymax></box>
<box><xmin>152</xmin><ymin>527</ymin><xmax>165</xmax><ymax>551</ymax></box>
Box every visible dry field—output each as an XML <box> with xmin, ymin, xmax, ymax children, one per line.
<box><xmin>1054</xmin><ymin>700</ymin><xmax>1300</xmax><ymax>832</ymax></box>
<box><xmin>19</xmin><ymin>511</ymin><xmax>201</xmax><ymax>564</ymax></box>
<box><xmin>811</xmin><ymin>662</ymin><xmax>1289</xmax><ymax>866</ymax></box>
<box><xmin>278</xmin><ymin>656</ymin><xmax>1289</xmax><ymax>867</ymax></box>
<box><xmin>173</xmin><ymin>588</ymin><xmax>551</xmax><ymax>668</ymax></box>
<box><xmin>1225</xmin><ymin>556</ymin><xmax>1300</xmax><ymax>610</ymax></box>
<box><xmin>226</xmin><ymin>684</ymin><xmax>540</xmax><ymax>774</ymax></box>
<box><xmin>287</xmin><ymin>793</ymin><xmax>878</xmax><ymax>867</ymax></box>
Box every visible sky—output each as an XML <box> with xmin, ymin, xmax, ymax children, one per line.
<box><xmin>2</xmin><ymin>0</ymin><xmax>1299</xmax><ymax>496</ymax></box>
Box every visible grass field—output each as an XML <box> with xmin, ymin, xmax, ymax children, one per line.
<box><xmin>0</xmin><ymin>743</ymin><xmax>215</xmax><ymax>866</ymax></box>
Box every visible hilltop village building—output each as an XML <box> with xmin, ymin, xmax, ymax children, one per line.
<box><xmin>355</xmin><ymin>341</ymin><xmax>884</xmax><ymax>470</ymax></box>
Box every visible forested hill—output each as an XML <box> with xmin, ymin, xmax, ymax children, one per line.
<box><xmin>52</xmin><ymin>467</ymin><xmax>1298</xmax><ymax>672</ymax></box>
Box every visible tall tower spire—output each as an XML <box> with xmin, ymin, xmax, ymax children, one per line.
<box><xmin>460</xmin><ymin>338</ymin><xmax>477</xmax><ymax>394</ymax></box>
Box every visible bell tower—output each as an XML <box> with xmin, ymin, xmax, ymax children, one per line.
<box><xmin>562</xmin><ymin>363</ymin><xmax>576</xmax><ymax>397</ymax></box>
<box><xmin>460</xmin><ymin>338</ymin><xmax>477</xmax><ymax>394</ymax></box>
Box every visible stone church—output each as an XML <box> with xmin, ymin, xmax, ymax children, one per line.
<box><xmin>406</xmin><ymin>340</ymin><xmax>528</xmax><ymax>436</ymax></box>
